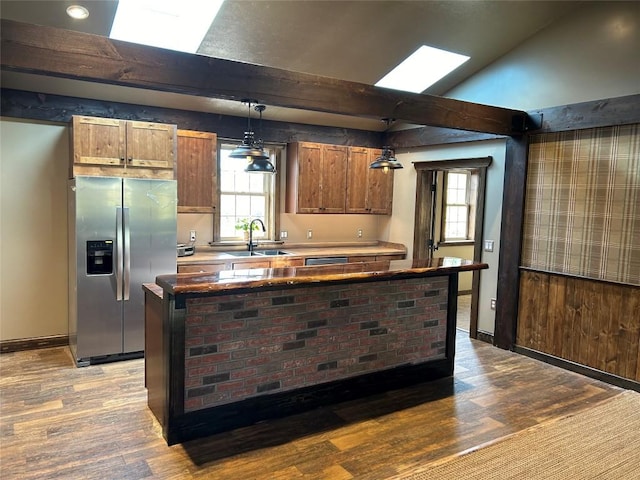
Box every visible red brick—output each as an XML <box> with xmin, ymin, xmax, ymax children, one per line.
<box><xmin>201</xmin><ymin>352</ymin><xmax>231</xmax><ymax>364</ymax></box>
<box><xmin>246</xmin><ymin>356</ymin><xmax>270</xmax><ymax>366</ymax></box>
<box><xmin>216</xmin><ymin>380</ymin><xmax>247</xmax><ymax>392</ymax></box>
<box><xmin>204</xmin><ymin>333</ymin><xmax>233</xmax><ymax>343</ymax></box>
<box><xmin>187</xmin><ymin>365</ymin><xmax>217</xmax><ymax>377</ymax></box>
<box><xmin>185</xmin><ymin>315</ymin><xmax>205</xmax><ymax>326</ymax></box>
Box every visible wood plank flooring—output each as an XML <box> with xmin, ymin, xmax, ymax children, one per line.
<box><xmin>0</xmin><ymin>332</ymin><xmax>623</xmax><ymax>479</ymax></box>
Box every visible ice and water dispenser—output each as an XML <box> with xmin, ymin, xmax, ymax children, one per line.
<box><xmin>86</xmin><ymin>240</ymin><xmax>114</xmax><ymax>275</ymax></box>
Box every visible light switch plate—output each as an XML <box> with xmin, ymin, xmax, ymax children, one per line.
<box><xmin>484</xmin><ymin>240</ymin><xmax>494</xmax><ymax>252</ymax></box>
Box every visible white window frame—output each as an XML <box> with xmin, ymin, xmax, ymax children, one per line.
<box><xmin>217</xmin><ymin>143</ymin><xmax>279</xmax><ymax>241</ymax></box>
<box><xmin>442</xmin><ymin>170</ymin><xmax>472</xmax><ymax>242</ymax></box>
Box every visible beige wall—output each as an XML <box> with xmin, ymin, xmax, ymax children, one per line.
<box><xmin>385</xmin><ymin>140</ymin><xmax>506</xmax><ymax>334</ymax></box>
<box><xmin>447</xmin><ymin>1</ymin><xmax>640</xmax><ymax>110</ymax></box>
<box><xmin>0</xmin><ymin>118</ymin><xmax>69</xmax><ymax>341</ymax></box>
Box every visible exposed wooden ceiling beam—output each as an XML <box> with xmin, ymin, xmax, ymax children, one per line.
<box><xmin>1</xmin><ymin>19</ymin><xmax>531</xmax><ymax>136</ymax></box>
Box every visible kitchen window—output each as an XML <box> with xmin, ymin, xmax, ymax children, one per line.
<box><xmin>441</xmin><ymin>170</ymin><xmax>477</xmax><ymax>243</ymax></box>
<box><xmin>218</xmin><ymin>143</ymin><xmax>280</xmax><ymax>241</ymax></box>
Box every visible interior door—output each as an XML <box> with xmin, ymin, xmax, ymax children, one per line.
<box><xmin>413</xmin><ymin>158</ymin><xmax>492</xmax><ymax>338</ymax></box>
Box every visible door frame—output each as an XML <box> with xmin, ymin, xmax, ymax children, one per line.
<box><xmin>413</xmin><ymin>157</ymin><xmax>492</xmax><ymax>339</ymax></box>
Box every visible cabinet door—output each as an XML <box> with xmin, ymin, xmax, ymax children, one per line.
<box><xmin>72</xmin><ymin>116</ymin><xmax>126</xmax><ymax>172</ymax></box>
<box><xmin>177</xmin><ymin>130</ymin><xmax>217</xmax><ymax>213</ymax></box>
<box><xmin>320</xmin><ymin>145</ymin><xmax>348</xmax><ymax>213</ymax></box>
<box><xmin>367</xmin><ymin>148</ymin><xmax>394</xmax><ymax>215</ymax></box>
<box><xmin>296</xmin><ymin>143</ymin><xmax>323</xmax><ymax>213</ymax></box>
<box><xmin>346</xmin><ymin>147</ymin><xmax>370</xmax><ymax>213</ymax></box>
<box><xmin>178</xmin><ymin>263</ymin><xmax>227</xmax><ymax>274</ymax></box>
<box><xmin>126</xmin><ymin>121</ymin><xmax>177</xmax><ymax>173</ymax></box>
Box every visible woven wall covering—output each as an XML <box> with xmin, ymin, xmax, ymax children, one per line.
<box><xmin>522</xmin><ymin>124</ymin><xmax>640</xmax><ymax>286</ymax></box>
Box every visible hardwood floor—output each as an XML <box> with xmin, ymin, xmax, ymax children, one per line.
<box><xmin>0</xmin><ymin>333</ymin><xmax>623</xmax><ymax>479</ymax></box>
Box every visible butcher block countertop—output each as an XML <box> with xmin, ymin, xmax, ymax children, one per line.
<box><xmin>176</xmin><ymin>241</ymin><xmax>407</xmax><ymax>265</ymax></box>
<box><xmin>157</xmin><ymin>257</ymin><xmax>488</xmax><ymax>295</ymax></box>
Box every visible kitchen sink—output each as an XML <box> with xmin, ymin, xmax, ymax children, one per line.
<box><xmin>223</xmin><ymin>251</ymin><xmax>261</xmax><ymax>257</ymax></box>
<box><xmin>255</xmin><ymin>250</ymin><xmax>291</xmax><ymax>256</ymax></box>
<box><xmin>222</xmin><ymin>250</ymin><xmax>292</xmax><ymax>257</ymax></box>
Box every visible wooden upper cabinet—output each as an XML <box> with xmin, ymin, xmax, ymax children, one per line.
<box><xmin>287</xmin><ymin>142</ymin><xmax>392</xmax><ymax>215</ymax></box>
<box><xmin>320</xmin><ymin>145</ymin><xmax>348</xmax><ymax>213</ymax></box>
<box><xmin>346</xmin><ymin>147</ymin><xmax>394</xmax><ymax>215</ymax></box>
<box><xmin>70</xmin><ymin>115</ymin><xmax>176</xmax><ymax>179</ymax></box>
<box><xmin>286</xmin><ymin>142</ymin><xmax>348</xmax><ymax>213</ymax></box>
<box><xmin>177</xmin><ymin>130</ymin><xmax>217</xmax><ymax>213</ymax></box>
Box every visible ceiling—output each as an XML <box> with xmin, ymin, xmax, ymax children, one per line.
<box><xmin>0</xmin><ymin>0</ymin><xmax>581</xmax><ymax>131</ymax></box>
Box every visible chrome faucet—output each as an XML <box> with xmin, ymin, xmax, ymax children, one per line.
<box><xmin>248</xmin><ymin>218</ymin><xmax>266</xmax><ymax>252</ymax></box>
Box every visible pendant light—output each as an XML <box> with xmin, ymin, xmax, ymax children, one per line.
<box><xmin>245</xmin><ymin>104</ymin><xmax>275</xmax><ymax>173</ymax></box>
<box><xmin>370</xmin><ymin>118</ymin><xmax>403</xmax><ymax>173</ymax></box>
<box><xmin>229</xmin><ymin>99</ymin><xmax>270</xmax><ymax>162</ymax></box>
<box><xmin>370</xmin><ymin>146</ymin><xmax>403</xmax><ymax>173</ymax></box>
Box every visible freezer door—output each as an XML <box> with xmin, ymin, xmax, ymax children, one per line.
<box><xmin>74</xmin><ymin>176</ymin><xmax>124</xmax><ymax>360</ymax></box>
<box><xmin>123</xmin><ymin>178</ymin><xmax>177</xmax><ymax>353</ymax></box>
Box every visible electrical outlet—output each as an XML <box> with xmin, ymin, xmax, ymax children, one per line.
<box><xmin>357</xmin><ymin>228</ymin><xmax>363</xmax><ymax>238</ymax></box>
<box><xmin>490</xmin><ymin>298</ymin><xmax>496</xmax><ymax>310</ymax></box>
<box><xmin>190</xmin><ymin>230</ymin><xmax>196</xmax><ymax>243</ymax></box>
<box><xmin>307</xmin><ymin>229</ymin><xmax>313</xmax><ymax>239</ymax></box>
<box><xmin>280</xmin><ymin>230</ymin><xmax>288</xmax><ymax>239</ymax></box>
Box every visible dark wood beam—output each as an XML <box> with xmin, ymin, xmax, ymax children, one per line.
<box><xmin>494</xmin><ymin>135</ymin><xmax>529</xmax><ymax>350</ymax></box>
<box><xmin>1</xmin><ymin>19</ymin><xmax>529</xmax><ymax>136</ymax></box>
<box><xmin>530</xmin><ymin>94</ymin><xmax>640</xmax><ymax>133</ymax></box>
<box><xmin>0</xmin><ymin>88</ymin><xmax>382</xmax><ymax>147</ymax></box>
<box><xmin>384</xmin><ymin>94</ymin><xmax>640</xmax><ymax>147</ymax></box>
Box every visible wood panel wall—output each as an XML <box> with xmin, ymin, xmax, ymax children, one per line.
<box><xmin>517</xmin><ymin>270</ymin><xmax>640</xmax><ymax>382</ymax></box>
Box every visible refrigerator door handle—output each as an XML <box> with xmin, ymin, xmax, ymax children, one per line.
<box><xmin>116</xmin><ymin>207</ymin><xmax>124</xmax><ymax>301</ymax></box>
<box><xmin>123</xmin><ymin>207</ymin><xmax>131</xmax><ymax>301</ymax></box>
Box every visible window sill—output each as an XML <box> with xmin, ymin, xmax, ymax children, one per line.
<box><xmin>439</xmin><ymin>240</ymin><xmax>475</xmax><ymax>247</ymax></box>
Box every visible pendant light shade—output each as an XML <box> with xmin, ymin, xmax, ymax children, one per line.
<box><xmin>244</xmin><ymin>158</ymin><xmax>276</xmax><ymax>173</ymax></box>
<box><xmin>229</xmin><ymin>100</ymin><xmax>275</xmax><ymax>173</ymax></box>
<box><xmin>370</xmin><ymin>146</ymin><xmax>403</xmax><ymax>172</ymax></box>
<box><xmin>229</xmin><ymin>131</ymin><xmax>269</xmax><ymax>160</ymax></box>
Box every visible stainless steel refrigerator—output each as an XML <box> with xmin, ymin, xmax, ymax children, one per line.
<box><xmin>68</xmin><ymin>176</ymin><xmax>177</xmax><ymax>366</ymax></box>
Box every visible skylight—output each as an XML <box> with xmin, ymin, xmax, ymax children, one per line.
<box><xmin>375</xmin><ymin>45</ymin><xmax>470</xmax><ymax>94</ymax></box>
<box><xmin>110</xmin><ymin>0</ymin><xmax>224</xmax><ymax>53</ymax></box>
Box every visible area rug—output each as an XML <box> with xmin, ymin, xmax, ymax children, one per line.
<box><xmin>393</xmin><ymin>390</ymin><xmax>640</xmax><ymax>480</ymax></box>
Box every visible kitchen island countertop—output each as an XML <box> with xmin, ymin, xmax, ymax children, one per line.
<box><xmin>158</xmin><ymin>257</ymin><xmax>485</xmax><ymax>295</ymax></box>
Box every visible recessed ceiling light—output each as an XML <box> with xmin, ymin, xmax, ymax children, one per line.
<box><xmin>66</xmin><ymin>5</ymin><xmax>89</xmax><ymax>20</ymax></box>
<box><xmin>110</xmin><ymin>0</ymin><xmax>224</xmax><ymax>54</ymax></box>
<box><xmin>375</xmin><ymin>45</ymin><xmax>470</xmax><ymax>94</ymax></box>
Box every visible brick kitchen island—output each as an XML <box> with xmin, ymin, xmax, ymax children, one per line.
<box><xmin>145</xmin><ymin>258</ymin><xmax>487</xmax><ymax>445</ymax></box>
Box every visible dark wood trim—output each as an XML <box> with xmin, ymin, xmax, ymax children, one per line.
<box><xmin>1</xmin><ymin>19</ymin><xmax>530</xmax><ymax>135</ymax></box>
<box><xmin>445</xmin><ymin>274</ymin><xmax>458</xmax><ymax>371</ymax></box>
<box><xmin>387</xmin><ymin>126</ymin><xmax>504</xmax><ymax>149</ymax></box>
<box><xmin>165</xmin><ymin>357</ymin><xmax>454</xmax><ymax>445</ymax></box>
<box><xmin>0</xmin><ymin>335</ymin><xmax>69</xmax><ymax>354</ymax></box>
<box><xmin>519</xmin><ymin>266</ymin><xmax>640</xmax><ymax>289</ymax></box>
<box><xmin>166</xmin><ymin>295</ymin><xmax>186</xmax><ymax>436</ymax></box>
<box><xmin>469</xmin><ymin>164</ymin><xmax>488</xmax><ymax>339</ymax></box>
<box><xmin>514</xmin><ymin>346</ymin><xmax>640</xmax><ymax>393</ymax></box>
<box><xmin>476</xmin><ymin>331</ymin><xmax>495</xmax><ymax>345</ymax></box>
<box><xmin>385</xmin><ymin>94</ymin><xmax>640</xmax><ymax>147</ymax></box>
<box><xmin>413</xmin><ymin>170</ymin><xmax>434</xmax><ymax>260</ymax></box>
<box><xmin>0</xmin><ymin>88</ymin><xmax>382</xmax><ymax>147</ymax></box>
<box><xmin>413</xmin><ymin>157</ymin><xmax>493</xmax><ymax>170</ymax></box>
<box><xmin>494</xmin><ymin>136</ymin><xmax>529</xmax><ymax>350</ymax></box>
<box><xmin>530</xmin><ymin>94</ymin><xmax>640</xmax><ymax>133</ymax></box>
